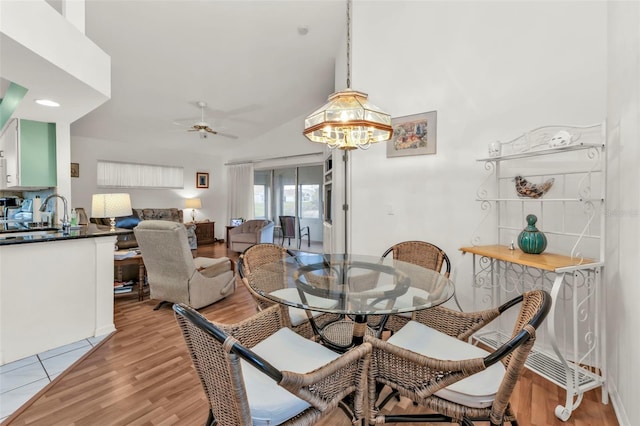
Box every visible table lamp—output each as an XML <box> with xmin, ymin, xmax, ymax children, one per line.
<box><xmin>92</xmin><ymin>193</ymin><xmax>133</xmax><ymax>232</ymax></box>
<box><xmin>185</xmin><ymin>198</ymin><xmax>202</xmax><ymax>222</ymax></box>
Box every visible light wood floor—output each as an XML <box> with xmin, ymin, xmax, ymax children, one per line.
<box><xmin>4</xmin><ymin>243</ymin><xmax>618</xmax><ymax>426</ymax></box>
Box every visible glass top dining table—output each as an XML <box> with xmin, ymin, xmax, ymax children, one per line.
<box><xmin>244</xmin><ymin>252</ymin><xmax>455</xmax><ymax>350</ymax></box>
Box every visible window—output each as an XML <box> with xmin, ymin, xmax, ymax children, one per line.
<box><xmin>300</xmin><ymin>184</ymin><xmax>320</xmax><ymax>219</ymax></box>
<box><xmin>254</xmin><ymin>184</ymin><xmax>266</xmax><ymax>218</ymax></box>
<box><xmin>97</xmin><ymin>160</ymin><xmax>183</xmax><ymax>188</ymax></box>
<box><xmin>253</xmin><ymin>170</ymin><xmax>271</xmax><ymax>219</ymax></box>
<box><xmin>254</xmin><ymin>165</ymin><xmax>322</xmax><ymax>226</ymax></box>
<box><xmin>282</xmin><ymin>184</ymin><xmax>296</xmax><ymax>216</ymax></box>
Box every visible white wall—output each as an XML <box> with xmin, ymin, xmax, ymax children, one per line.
<box><xmin>71</xmin><ymin>137</ymin><xmax>229</xmax><ymax>240</ymax></box>
<box><xmin>605</xmin><ymin>2</ymin><xmax>640</xmax><ymax>424</ymax></box>
<box><xmin>347</xmin><ymin>0</ymin><xmax>606</xmax><ymax>308</ymax></box>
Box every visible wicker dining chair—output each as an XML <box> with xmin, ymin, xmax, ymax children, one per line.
<box><xmin>238</xmin><ymin>243</ymin><xmax>340</xmax><ymax>340</ymax></box>
<box><xmin>365</xmin><ymin>289</ymin><xmax>551</xmax><ymax>426</ymax></box>
<box><xmin>174</xmin><ymin>303</ymin><xmax>371</xmax><ymax>426</ymax></box>
<box><xmin>381</xmin><ymin>240</ymin><xmax>463</xmax><ymax>332</ymax></box>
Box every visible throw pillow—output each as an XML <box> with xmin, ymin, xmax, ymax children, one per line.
<box><xmin>115</xmin><ymin>215</ymin><xmax>141</xmax><ymax>229</ymax></box>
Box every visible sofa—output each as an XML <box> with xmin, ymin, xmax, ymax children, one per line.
<box><xmin>91</xmin><ymin>208</ymin><xmax>197</xmax><ymax>250</ymax></box>
<box><xmin>228</xmin><ymin>219</ymin><xmax>275</xmax><ymax>252</ymax></box>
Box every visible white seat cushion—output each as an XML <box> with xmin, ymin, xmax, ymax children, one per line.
<box><xmin>365</xmin><ymin>285</ymin><xmax>431</xmax><ymax>318</ymax></box>
<box><xmin>387</xmin><ymin>320</ymin><xmax>506</xmax><ymax>408</ymax></box>
<box><xmin>271</xmin><ymin>288</ymin><xmax>338</xmax><ymax>326</ymax></box>
<box><xmin>241</xmin><ymin>327</ymin><xmax>340</xmax><ymax>425</ymax></box>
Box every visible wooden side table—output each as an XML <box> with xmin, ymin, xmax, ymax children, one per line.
<box><xmin>114</xmin><ymin>254</ymin><xmax>146</xmax><ymax>301</ymax></box>
<box><xmin>194</xmin><ymin>221</ymin><xmax>216</xmax><ymax>245</ymax></box>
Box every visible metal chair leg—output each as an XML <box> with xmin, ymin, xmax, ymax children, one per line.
<box><xmin>205</xmin><ymin>409</ymin><xmax>216</xmax><ymax>425</ymax></box>
<box><xmin>153</xmin><ymin>301</ymin><xmax>171</xmax><ymax>311</ymax></box>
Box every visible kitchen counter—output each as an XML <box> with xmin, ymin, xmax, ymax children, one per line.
<box><xmin>0</xmin><ymin>225</ymin><xmax>133</xmax><ymax>245</ymax></box>
<box><xmin>0</xmin><ymin>227</ymin><xmax>122</xmax><ymax>364</ymax></box>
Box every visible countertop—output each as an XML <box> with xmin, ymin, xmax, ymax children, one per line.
<box><xmin>0</xmin><ymin>225</ymin><xmax>133</xmax><ymax>246</ymax></box>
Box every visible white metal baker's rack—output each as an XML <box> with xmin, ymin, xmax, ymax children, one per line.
<box><xmin>463</xmin><ymin>123</ymin><xmax>606</xmax><ymax>421</ymax></box>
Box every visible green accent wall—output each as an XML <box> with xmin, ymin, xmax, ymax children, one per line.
<box><xmin>0</xmin><ymin>82</ymin><xmax>28</xmax><ymax>130</ymax></box>
<box><xmin>19</xmin><ymin>119</ymin><xmax>57</xmax><ymax>187</ymax></box>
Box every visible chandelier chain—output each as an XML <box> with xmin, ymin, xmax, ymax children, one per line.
<box><xmin>346</xmin><ymin>0</ymin><xmax>351</xmax><ymax>89</ymax></box>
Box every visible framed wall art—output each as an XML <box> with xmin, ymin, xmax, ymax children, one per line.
<box><xmin>70</xmin><ymin>162</ymin><xmax>80</xmax><ymax>178</ymax></box>
<box><xmin>386</xmin><ymin>111</ymin><xmax>437</xmax><ymax>158</ymax></box>
<box><xmin>196</xmin><ymin>172</ymin><xmax>209</xmax><ymax>189</ymax></box>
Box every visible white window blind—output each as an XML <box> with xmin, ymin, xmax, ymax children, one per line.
<box><xmin>97</xmin><ymin>161</ymin><xmax>184</xmax><ymax>188</ymax></box>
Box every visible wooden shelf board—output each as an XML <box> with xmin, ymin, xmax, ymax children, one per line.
<box><xmin>459</xmin><ymin>244</ymin><xmax>596</xmax><ymax>272</ymax></box>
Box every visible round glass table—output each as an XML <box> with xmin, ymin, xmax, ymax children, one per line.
<box><xmin>244</xmin><ymin>253</ymin><xmax>455</xmax><ymax>351</ymax></box>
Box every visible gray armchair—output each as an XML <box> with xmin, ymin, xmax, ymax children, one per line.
<box><xmin>228</xmin><ymin>219</ymin><xmax>274</xmax><ymax>252</ymax></box>
<box><xmin>134</xmin><ymin>220</ymin><xmax>235</xmax><ymax>309</ymax></box>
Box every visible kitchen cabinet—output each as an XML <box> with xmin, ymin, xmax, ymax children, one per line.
<box><xmin>0</xmin><ymin>118</ymin><xmax>57</xmax><ymax>189</ymax></box>
<box><xmin>464</xmin><ymin>123</ymin><xmax>606</xmax><ymax>421</ymax></box>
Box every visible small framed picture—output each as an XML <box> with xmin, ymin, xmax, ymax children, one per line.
<box><xmin>387</xmin><ymin>111</ymin><xmax>437</xmax><ymax>158</ymax></box>
<box><xmin>196</xmin><ymin>172</ymin><xmax>209</xmax><ymax>189</ymax></box>
<box><xmin>70</xmin><ymin>162</ymin><xmax>80</xmax><ymax>178</ymax></box>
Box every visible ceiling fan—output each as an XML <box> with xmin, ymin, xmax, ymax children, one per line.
<box><xmin>175</xmin><ymin>101</ymin><xmax>238</xmax><ymax>140</ymax></box>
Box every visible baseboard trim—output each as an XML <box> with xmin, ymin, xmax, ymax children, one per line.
<box><xmin>608</xmin><ymin>380</ymin><xmax>630</xmax><ymax>426</ymax></box>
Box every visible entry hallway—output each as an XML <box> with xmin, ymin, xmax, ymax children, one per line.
<box><xmin>4</xmin><ymin>243</ymin><xmax>618</xmax><ymax>425</ymax></box>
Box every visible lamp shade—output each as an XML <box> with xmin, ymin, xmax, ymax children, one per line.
<box><xmin>303</xmin><ymin>90</ymin><xmax>393</xmax><ymax>150</ymax></box>
<box><xmin>91</xmin><ymin>193</ymin><xmax>133</xmax><ymax>218</ymax></box>
<box><xmin>184</xmin><ymin>198</ymin><xmax>202</xmax><ymax>209</ymax></box>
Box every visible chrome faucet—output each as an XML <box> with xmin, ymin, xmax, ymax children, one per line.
<box><xmin>40</xmin><ymin>194</ymin><xmax>70</xmax><ymax>233</ymax></box>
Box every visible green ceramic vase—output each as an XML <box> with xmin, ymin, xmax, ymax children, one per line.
<box><xmin>517</xmin><ymin>214</ymin><xmax>547</xmax><ymax>254</ymax></box>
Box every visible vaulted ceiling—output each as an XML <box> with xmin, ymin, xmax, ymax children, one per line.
<box><xmin>70</xmin><ymin>0</ymin><xmax>346</xmax><ymax>156</ymax></box>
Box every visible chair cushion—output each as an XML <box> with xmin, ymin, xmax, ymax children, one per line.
<box><xmin>271</xmin><ymin>288</ymin><xmax>338</xmax><ymax>326</ymax></box>
<box><xmin>194</xmin><ymin>256</ymin><xmax>229</xmax><ymax>269</ymax></box>
<box><xmin>366</xmin><ymin>285</ymin><xmax>431</xmax><ymax>318</ymax></box>
<box><xmin>241</xmin><ymin>327</ymin><xmax>340</xmax><ymax>425</ymax></box>
<box><xmin>387</xmin><ymin>320</ymin><xmax>506</xmax><ymax>408</ymax></box>
<box><xmin>194</xmin><ymin>257</ymin><xmax>231</xmax><ymax>277</ymax></box>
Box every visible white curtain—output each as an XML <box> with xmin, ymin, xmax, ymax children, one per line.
<box><xmin>227</xmin><ymin>163</ymin><xmax>254</xmax><ymax>221</ymax></box>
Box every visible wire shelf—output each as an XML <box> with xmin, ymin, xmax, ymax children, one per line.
<box><xmin>475</xmin><ymin>331</ymin><xmax>604</xmax><ymax>393</ymax></box>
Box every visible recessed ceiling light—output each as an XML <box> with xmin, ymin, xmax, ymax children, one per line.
<box><xmin>35</xmin><ymin>99</ymin><xmax>60</xmax><ymax>107</ymax></box>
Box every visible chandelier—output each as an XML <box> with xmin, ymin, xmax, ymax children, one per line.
<box><xmin>303</xmin><ymin>0</ymin><xmax>392</xmax><ymax>150</ymax></box>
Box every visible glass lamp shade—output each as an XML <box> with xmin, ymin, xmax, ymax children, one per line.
<box><xmin>303</xmin><ymin>89</ymin><xmax>393</xmax><ymax>150</ymax></box>
<box><xmin>91</xmin><ymin>193</ymin><xmax>133</xmax><ymax>231</ymax></box>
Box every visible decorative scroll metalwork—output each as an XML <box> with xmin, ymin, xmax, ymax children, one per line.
<box><xmin>470</xmin><ymin>122</ymin><xmax>606</xmax><ymax>421</ymax></box>
<box><xmin>469</xmin><ymin>256</ymin><xmax>604</xmax><ymax>421</ymax></box>
<box><xmin>497</xmin><ymin>124</ymin><xmax>602</xmax><ymax>157</ymax></box>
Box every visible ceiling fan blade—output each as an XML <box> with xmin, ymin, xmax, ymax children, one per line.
<box><xmin>216</xmin><ymin>132</ymin><xmax>239</xmax><ymax>140</ymax></box>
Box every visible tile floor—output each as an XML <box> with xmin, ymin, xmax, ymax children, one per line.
<box><xmin>0</xmin><ymin>334</ymin><xmax>108</xmax><ymax>422</ymax></box>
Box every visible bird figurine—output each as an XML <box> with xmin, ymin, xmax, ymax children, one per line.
<box><xmin>514</xmin><ymin>176</ymin><xmax>554</xmax><ymax>199</ymax></box>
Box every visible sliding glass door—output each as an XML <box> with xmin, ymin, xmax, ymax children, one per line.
<box><xmin>254</xmin><ymin>165</ymin><xmax>323</xmax><ymax>248</ymax></box>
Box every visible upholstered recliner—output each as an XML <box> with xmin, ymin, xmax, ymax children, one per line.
<box><xmin>228</xmin><ymin>219</ymin><xmax>275</xmax><ymax>252</ymax></box>
<box><xmin>134</xmin><ymin>220</ymin><xmax>235</xmax><ymax>309</ymax></box>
